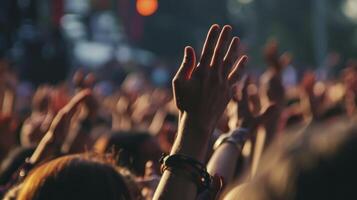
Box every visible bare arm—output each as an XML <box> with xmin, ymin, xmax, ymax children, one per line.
<box><xmin>29</xmin><ymin>89</ymin><xmax>91</xmax><ymax>165</ymax></box>
<box><xmin>207</xmin><ymin>139</ymin><xmax>242</xmax><ymax>184</ymax></box>
<box><xmin>153</xmin><ymin>24</ymin><xmax>247</xmax><ymax>200</ymax></box>
<box><xmin>207</xmin><ymin>77</ymin><xmax>277</xmax><ymax>187</ymax></box>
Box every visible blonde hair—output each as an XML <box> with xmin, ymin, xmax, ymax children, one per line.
<box><xmin>18</xmin><ymin>154</ymin><xmax>133</xmax><ymax>200</ymax></box>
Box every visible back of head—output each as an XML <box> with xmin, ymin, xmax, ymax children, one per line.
<box><xmin>225</xmin><ymin>117</ymin><xmax>357</xmax><ymax>200</ymax></box>
<box><xmin>95</xmin><ymin>131</ymin><xmax>161</xmax><ymax>175</ymax></box>
<box><xmin>17</xmin><ymin>154</ymin><xmax>132</xmax><ymax>200</ymax></box>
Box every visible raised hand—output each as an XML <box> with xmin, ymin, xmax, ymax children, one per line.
<box><xmin>29</xmin><ymin>89</ymin><xmax>92</xmax><ymax>164</ymax></box>
<box><xmin>301</xmin><ymin>71</ymin><xmax>316</xmax><ymax>95</ymax></box>
<box><xmin>264</xmin><ymin>40</ymin><xmax>280</xmax><ymax>70</ymax></box>
<box><xmin>172</xmin><ymin>24</ymin><xmax>248</xmax><ymax>133</ymax></box>
<box><xmin>48</xmin><ymin>90</ymin><xmax>92</xmax><ymax>143</ymax></box>
<box><xmin>73</xmin><ymin>70</ymin><xmax>96</xmax><ymax>90</ymax></box>
<box><xmin>154</xmin><ymin>25</ymin><xmax>247</xmax><ymax>200</ymax></box>
<box><xmin>300</xmin><ymin>71</ymin><xmax>325</xmax><ymax>120</ymax></box>
<box><xmin>72</xmin><ymin>70</ymin><xmax>98</xmax><ymax>120</ymax></box>
<box><xmin>236</xmin><ymin>76</ymin><xmax>277</xmax><ymax>132</ymax></box>
<box><xmin>262</xmin><ymin>40</ymin><xmax>286</xmax><ymax>105</ymax></box>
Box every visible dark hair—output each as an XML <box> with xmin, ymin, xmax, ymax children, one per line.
<box><xmin>0</xmin><ymin>147</ymin><xmax>34</xmax><ymax>185</ymax></box>
<box><xmin>17</xmin><ymin>154</ymin><xmax>133</xmax><ymax>200</ymax></box>
<box><xmin>95</xmin><ymin>131</ymin><xmax>161</xmax><ymax>175</ymax></box>
<box><xmin>226</xmin><ymin>118</ymin><xmax>357</xmax><ymax>200</ymax></box>
<box><xmin>102</xmin><ymin>131</ymin><xmax>152</xmax><ymax>153</ymax></box>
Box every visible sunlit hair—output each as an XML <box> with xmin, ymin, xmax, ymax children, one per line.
<box><xmin>17</xmin><ymin>154</ymin><xmax>133</xmax><ymax>200</ymax></box>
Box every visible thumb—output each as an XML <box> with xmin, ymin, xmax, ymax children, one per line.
<box><xmin>174</xmin><ymin>46</ymin><xmax>196</xmax><ymax>80</ymax></box>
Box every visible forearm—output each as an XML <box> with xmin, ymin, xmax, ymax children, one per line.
<box><xmin>207</xmin><ymin>142</ymin><xmax>241</xmax><ymax>184</ymax></box>
<box><xmin>170</xmin><ymin>121</ymin><xmax>210</xmax><ymax>162</ymax></box>
<box><xmin>207</xmin><ymin>126</ymin><xmax>251</xmax><ymax>185</ymax></box>
<box><xmin>29</xmin><ymin>132</ymin><xmax>60</xmax><ymax>165</ymax></box>
<box><xmin>154</xmin><ymin>24</ymin><xmax>246</xmax><ymax>200</ymax></box>
<box><xmin>153</xmin><ymin>113</ymin><xmax>212</xmax><ymax>200</ymax></box>
<box><xmin>154</xmin><ymin>170</ymin><xmax>198</xmax><ymax>200</ymax></box>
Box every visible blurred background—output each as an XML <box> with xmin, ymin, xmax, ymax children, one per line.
<box><xmin>0</xmin><ymin>0</ymin><xmax>356</xmax><ymax>86</ymax></box>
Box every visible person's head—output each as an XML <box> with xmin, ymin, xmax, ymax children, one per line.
<box><xmin>94</xmin><ymin>131</ymin><xmax>162</xmax><ymax>176</ymax></box>
<box><xmin>225</xmin><ymin>117</ymin><xmax>357</xmax><ymax>200</ymax></box>
<box><xmin>17</xmin><ymin>154</ymin><xmax>135</xmax><ymax>200</ymax></box>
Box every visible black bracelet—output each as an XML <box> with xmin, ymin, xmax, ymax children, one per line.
<box><xmin>160</xmin><ymin>154</ymin><xmax>212</xmax><ymax>193</ymax></box>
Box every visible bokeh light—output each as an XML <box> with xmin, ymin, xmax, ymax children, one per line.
<box><xmin>343</xmin><ymin>0</ymin><xmax>357</xmax><ymax>22</ymax></box>
<box><xmin>136</xmin><ymin>0</ymin><xmax>158</xmax><ymax>16</ymax></box>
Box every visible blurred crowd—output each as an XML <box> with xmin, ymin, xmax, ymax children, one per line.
<box><xmin>0</xmin><ymin>23</ymin><xmax>357</xmax><ymax>200</ymax></box>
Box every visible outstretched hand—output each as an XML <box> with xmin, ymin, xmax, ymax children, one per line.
<box><xmin>73</xmin><ymin>70</ymin><xmax>96</xmax><ymax>90</ymax></box>
<box><xmin>72</xmin><ymin>70</ymin><xmax>98</xmax><ymax>120</ymax></box>
<box><xmin>264</xmin><ymin>40</ymin><xmax>280</xmax><ymax>71</ymax></box>
<box><xmin>154</xmin><ymin>24</ymin><xmax>247</xmax><ymax>200</ymax></box>
<box><xmin>29</xmin><ymin>89</ymin><xmax>92</xmax><ymax>164</ymax></box>
<box><xmin>235</xmin><ymin>76</ymin><xmax>277</xmax><ymax>132</ymax></box>
<box><xmin>300</xmin><ymin>71</ymin><xmax>325</xmax><ymax>120</ymax></box>
<box><xmin>47</xmin><ymin>89</ymin><xmax>92</xmax><ymax>145</ymax></box>
<box><xmin>173</xmin><ymin>24</ymin><xmax>248</xmax><ymax>134</ymax></box>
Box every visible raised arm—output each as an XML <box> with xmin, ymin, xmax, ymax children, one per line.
<box><xmin>207</xmin><ymin>77</ymin><xmax>276</xmax><ymax>187</ymax></box>
<box><xmin>2</xmin><ymin>90</ymin><xmax>92</xmax><ymax>189</ymax></box>
<box><xmin>28</xmin><ymin>89</ymin><xmax>92</xmax><ymax>165</ymax></box>
<box><xmin>153</xmin><ymin>24</ymin><xmax>247</xmax><ymax>200</ymax></box>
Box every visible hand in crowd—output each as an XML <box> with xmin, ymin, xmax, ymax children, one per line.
<box><xmin>73</xmin><ymin>70</ymin><xmax>96</xmax><ymax>90</ymax></box>
<box><xmin>301</xmin><ymin>71</ymin><xmax>319</xmax><ymax>119</ymax></box>
<box><xmin>29</xmin><ymin>89</ymin><xmax>92</xmax><ymax>164</ymax></box>
<box><xmin>20</xmin><ymin>86</ymin><xmax>54</xmax><ymax>147</ymax></box>
<box><xmin>262</xmin><ymin>40</ymin><xmax>286</xmax><ymax>106</ymax></box>
<box><xmin>1</xmin><ymin>21</ymin><xmax>357</xmax><ymax>200</ymax></box>
<box><xmin>235</xmin><ymin>76</ymin><xmax>277</xmax><ymax>132</ymax></box>
<box><xmin>172</xmin><ymin>24</ymin><xmax>247</xmax><ymax>133</ymax></box>
<box><xmin>154</xmin><ymin>24</ymin><xmax>247</xmax><ymax>200</ymax></box>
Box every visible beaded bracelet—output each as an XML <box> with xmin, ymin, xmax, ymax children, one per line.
<box><xmin>160</xmin><ymin>154</ymin><xmax>212</xmax><ymax>192</ymax></box>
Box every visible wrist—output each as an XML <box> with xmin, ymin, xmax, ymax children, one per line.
<box><xmin>178</xmin><ymin>112</ymin><xmax>215</xmax><ymax>137</ymax></box>
<box><xmin>171</xmin><ymin>112</ymin><xmax>213</xmax><ymax>162</ymax></box>
<box><xmin>160</xmin><ymin>154</ymin><xmax>212</xmax><ymax>193</ymax></box>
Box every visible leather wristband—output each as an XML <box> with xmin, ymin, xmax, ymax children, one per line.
<box><xmin>160</xmin><ymin>154</ymin><xmax>212</xmax><ymax>193</ymax></box>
